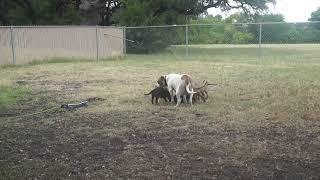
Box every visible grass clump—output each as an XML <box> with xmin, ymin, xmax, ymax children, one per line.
<box><xmin>0</xmin><ymin>86</ymin><xmax>28</xmax><ymax>109</ymax></box>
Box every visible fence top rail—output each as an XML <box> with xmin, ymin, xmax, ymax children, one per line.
<box><xmin>1</xmin><ymin>21</ymin><xmax>320</xmax><ymax>29</ymax></box>
<box><xmin>124</xmin><ymin>21</ymin><xmax>320</xmax><ymax>28</ymax></box>
<box><xmin>233</xmin><ymin>21</ymin><xmax>320</xmax><ymax>25</ymax></box>
<box><xmin>125</xmin><ymin>24</ymin><xmax>187</xmax><ymax>29</ymax></box>
<box><xmin>188</xmin><ymin>21</ymin><xmax>320</xmax><ymax>26</ymax></box>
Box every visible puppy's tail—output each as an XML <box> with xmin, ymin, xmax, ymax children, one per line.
<box><xmin>204</xmin><ymin>80</ymin><xmax>217</xmax><ymax>86</ymax></box>
<box><xmin>144</xmin><ymin>91</ymin><xmax>152</xmax><ymax>95</ymax></box>
<box><xmin>207</xmin><ymin>83</ymin><xmax>218</xmax><ymax>86</ymax></box>
<box><xmin>186</xmin><ymin>83</ymin><xmax>197</xmax><ymax>94</ymax></box>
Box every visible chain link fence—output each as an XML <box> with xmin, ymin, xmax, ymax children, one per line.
<box><xmin>0</xmin><ymin>26</ymin><xmax>124</xmax><ymax>65</ymax></box>
<box><xmin>124</xmin><ymin>22</ymin><xmax>320</xmax><ymax>62</ymax></box>
<box><xmin>1</xmin><ymin>22</ymin><xmax>320</xmax><ymax>65</ymax></box>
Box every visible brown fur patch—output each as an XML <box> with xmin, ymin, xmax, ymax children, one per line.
<box><xmin>181</xmin><ymin>74</ymin><xmax>192</xmax><ymax>85</ymax></box>
<box><xmin>181</xmin><ymin>74</ymin><xmax>194</xmax><ymax>93</ymax></box>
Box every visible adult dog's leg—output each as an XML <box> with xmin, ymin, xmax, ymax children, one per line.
<box><xmin>175</xmin><ymin>87</ymin><xmax>182</xmax><ymax>107</ymax></box>
<box><xmin>183</xmin><ymin>95</ymin><xmax>188</xmax><ymax>104</ymax></box>
<box><xmin>169</xmin><ymin>87</ymin><xmax>175</xmax><ymax>104</ymax></box>
<box><xmin>189</xmin><ymin>93</ymin><xmax>194</xmax><ymax>106</ymax></box>
<box><xmin>175</xmin><ymin>95</ymin><xmax>182</xmax><ymax>107</ymax></box>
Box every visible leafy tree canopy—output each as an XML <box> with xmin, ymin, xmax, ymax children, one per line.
<box><xmin>309</xmin><ymin>7</ymin><xmax>320</xmax><ymax>21</ymax></box>
<box><xmin>0</xmin><ymin>0</ymin><xmax>80</xmax><ymax>25</ymax></box>
<box><xmin>309</xmin><ymin>7</ymin><xmax>320</xmax><ymax>29</ymax></box>
<box><xmin>113</xmin><ymin>0</ymin><xmax>275</xmax><ymax>26</ymax></box>
<box><xmin>1</xmin><ymin>0</ymin><xmax>275</xmax><ymax>26</ymax></box>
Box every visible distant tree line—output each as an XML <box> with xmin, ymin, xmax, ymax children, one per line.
<box><xmin>188</xmin><ymin>11</ymin><xmax>320</xmax><ymax>45</ymax></box>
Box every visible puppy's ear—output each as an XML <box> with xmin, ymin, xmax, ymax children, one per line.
<box><xmin>163</xmin><ymin>75</ymin><xmax>168</xmax><ymax>86</ymax></box>
<box><xmin>205</xmin><ymin>80</ymin><xmax>209</xmax><ymax>85</ymax></box>
<box><xmin>157</xmin><ymin>76</ymin><xmax>164</xmax><ymax>86</ymax></box>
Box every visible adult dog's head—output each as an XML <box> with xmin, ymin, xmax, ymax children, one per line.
<box><xmin>157</xmin><ymin>75</ymin><xmax>167</xmax><ymax>87</ymax></box>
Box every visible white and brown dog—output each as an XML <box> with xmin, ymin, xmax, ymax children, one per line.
<box><xmin>157</xmin><ymin>73</ymin><xmax>196</xmax><ymax>107</ymax></box>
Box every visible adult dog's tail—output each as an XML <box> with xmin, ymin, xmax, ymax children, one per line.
<box><xmin>181</xmin><ymin>75</ymin><xmax>197</xmax><ymax>94</ymax></box>
<box><xmin>186</xmin><ymin>83</ymin><xmax>197</xmax><ymax>94</ymax></box>
<box><xmin>203</xmin><ymin>80</ymin><xmax>217</xmax><ymax>86</ymax></box>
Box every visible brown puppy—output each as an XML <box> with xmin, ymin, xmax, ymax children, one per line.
<box><xmin>192</xmin><ymin>80</ymin><xmax>217</xmax><ymax>102</ymax></box>
<box><xmin>145</xmin><ymin>86</ymin><xmax>171</xmax><ymax>104</ymax></box>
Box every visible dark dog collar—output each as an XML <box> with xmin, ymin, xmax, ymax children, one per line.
<box><xmin>164</xmin><ymin>75</ymin><xmax>168</xmax><ymax>86</ymax></box>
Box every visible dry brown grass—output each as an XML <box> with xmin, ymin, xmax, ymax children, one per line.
<box><xmin>0</xmin><ymin>54</ymin><xmax>320</xmax><ymax>179</ymax></box>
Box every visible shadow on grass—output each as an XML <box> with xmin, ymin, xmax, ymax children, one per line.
<box><xmin>0</xmin><ymin>56</ymin><xmax>125</xmax><ymax>69</ymax></box>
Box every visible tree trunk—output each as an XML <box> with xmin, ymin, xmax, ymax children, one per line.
<box><xmin>79</xmin><ymin>0</ymin><xmax>105</xmax><ymax>25</ymax></box>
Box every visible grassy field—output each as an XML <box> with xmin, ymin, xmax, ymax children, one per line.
<box><xmin>0</xmin><ymin>45</ymin><xmax>320</xmax><ymax>179</ymax></box>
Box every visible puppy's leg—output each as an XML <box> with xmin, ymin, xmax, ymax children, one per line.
<box><xmin>199</xmin><ymin>93</ymin><xmax>206</xmax><ymax>102</ymax></box>
<box><xmin>204</xmin><ymin>91</ymin><xmax>209</xmax><ymax>99</ymax></box>
<box><xmin>192</xmin><ymin>94</ymin><xmax>198</xmax><ymax>103</ymax></box>
<box><xmin>169</xmin><ymin>88</ymin><xmax>175</xmax><ymax>104</ymax></box>
<box><xmin>174</xmin><ymin>95</ymin><xmax>177</xmax><ymax>103</ymax></box>
<box><xmin>201</xmin><ymin>95</ymin><xmax>206</xmax><ymax>102</ymax></box>
<box><xmin>151</xmin><ymin>95</ymin><xmax>154</xmax><ymax>104</ymax></box>
<box><xmin>156</xmin><ymin>97</ymin><xmax>159</xmax><ymax>104</ymax></box>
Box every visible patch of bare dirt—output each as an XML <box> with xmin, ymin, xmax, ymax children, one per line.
<box><xmin>1</xmin><ymin>110</ymin><xmax>319</xmax><ymax>179</ymax></box>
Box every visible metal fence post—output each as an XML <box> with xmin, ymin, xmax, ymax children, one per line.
<box><xmin>259</xmin><ymin>23</ymin><xmax>262</xmax><ymax>60</ymax></box>
<box><xmin>95</xmin><ymin>26</ymin><xmax>99</xmax><ymax>61</ymax></box>
<box><xmin>123</xmin><ymin>27</ymin><xmax>126</xmax><ymax>55</ymax></box>
<box><xmin>185</xmin><ymin>24</ymin><xmax>189</xmax><ymax>56</ymax></box>
<box><xmin>10</xmin><ymin>26</ymin><xmax>16</xmax><ymax>64</ymax></box>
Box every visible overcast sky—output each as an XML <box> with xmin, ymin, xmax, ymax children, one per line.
<box><xmin>207</xmin><ymin>0</ymin><xmax>320</xmax><ymax>22</ymax></box>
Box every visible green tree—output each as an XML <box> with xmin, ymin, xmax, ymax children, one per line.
<box><xmin>0</xmin><ymin>0</ymin><xmax>80</xmax><ymax>25</ymax></box>
<box><xmin>79</xmin><ymin>0</ymin><xmax>120</xmax><ymax>25</ymax></box>
<box><xmin>309</xmin><ymin>7</ymin><xmax>320</xmax><ymax>30</ymax></box>
<box><xmin>244</xmin><ymin>14</ymin><xmax>290</xmax><ymax>43</ymax></box>
<box><xmin>114</xmin><ymin>0</ymin><xmax>275</xmax><ymax>26</ymax></box>
<box><xmin>224</xmin><ymin>12</ymin><xmax>254</xmax><ymax>23</ymax></box>
<box><xmin>309</xmin><ymin>7</ymin><xmax>320</xmax><ymax>22</ymax></box>
<box><xmin>114</xmin><ymin>0</ymin><xmax>274</xmax><ymax>53</ymax></box>
<box><xmin>188</xmin><ymin>16</ymin><xmax>254</xmax><ymax>44</ymax></box>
